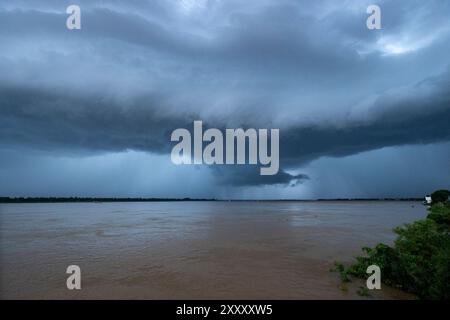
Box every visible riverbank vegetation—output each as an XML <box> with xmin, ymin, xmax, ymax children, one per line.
<box><xmin>332</xmin><ymin>191</ymin><xmax>450</xmax><ymax>300</ymax></box>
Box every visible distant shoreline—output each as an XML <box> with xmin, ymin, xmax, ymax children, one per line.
<box><xmin>0</xmin><ymin>197</ymin><xmax>424</xmax><ymax>203</ymax></box>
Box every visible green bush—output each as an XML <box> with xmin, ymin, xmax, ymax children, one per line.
<box><xmin>431</xmin><ymin>189</ymin><xmax>450</xmax><ymax>204</ymax></box>
<box><xmin>427</xmin><ymin>201</ymin><xmax>450</xmax><ymax>228</ymax></box>
<box><xmin>333</xmin><ymin>201</ymin><xmax>450</xmax><ymax>300</ymax></box>
<box><xmin>393</xmin><ymin>219</ymin><xmax>450</xmax><ymax>298</ymax></box>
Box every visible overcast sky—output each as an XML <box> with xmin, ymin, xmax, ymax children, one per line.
<box><xmin>0</xmin><ymin>0</ymin><xmax>449</xmax><ymax>199</ymax></box>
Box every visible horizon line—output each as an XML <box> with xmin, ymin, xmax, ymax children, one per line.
<box><xmin>0</xmin><ymin>196</ymin><xmax>426</xmax><ymax>203</ymax></box>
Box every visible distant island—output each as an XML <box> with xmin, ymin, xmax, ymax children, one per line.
<box><xmin>0</xmin><ymin>197</ymin><xmax>423</xmax><ymax>203</ymax></box>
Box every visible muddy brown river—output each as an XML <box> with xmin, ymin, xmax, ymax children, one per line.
<box><xmin>0</xmin><ymin>201</ymin><xmax>426</xmax><ymax>299</ymax></box>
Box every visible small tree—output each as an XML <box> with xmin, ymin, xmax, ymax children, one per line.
<box><xmin>431</xmin><ymin>190</ymin><xmax>450</xmax><ymax>204</ymax></box>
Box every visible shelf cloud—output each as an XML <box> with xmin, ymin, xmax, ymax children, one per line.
<box><xmin>1</xmin><ymin>0</ymin><xmax>449</xmax><ymax>195</ymax></box>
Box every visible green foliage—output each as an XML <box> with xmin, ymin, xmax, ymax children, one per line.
<box><xmin>345</xmin><ymin>244</ymin><xmax>402</xmax><ymax>287</ymax></box>
<box><xmin>332</xmin><ymin>198</ymin><xmax>450</xmax><ymax>300</ymax></box>
<box><xmin>393</xmin><ymin>219</ymin><xmax>450</xmax><ymax>298</ymax></box>
<box><xmin>427</xmin><ymin>201</ymin><xmax>450</xmax><ymax>228</ymax></box>
<box><xmin>331</xmin><ymin>262</ymin><xmax>351</xmax><ymax>283</ymax></box>
<box><xmin>431</xmin><ymin>189</ymin><xmax>450</xmax><ymax>204</ymax></box>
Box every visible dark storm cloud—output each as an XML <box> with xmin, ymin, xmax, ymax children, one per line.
<box><xmin>0</xmin><ymin>86</ymin><xmax>195</xmax><ymax>153</ymax></box>
<box><xmin>1</xmin><ymin>0</ymin><xmax>450</xmax><ymax>188</ymax></box>
<box><xmin>211</xmin><ymin>166</ymin><xmax>309</xmax><ymax>187</ymax></box>
<box><xmin>1</xmin><ymin>68</ymin><xmax>449</xmax><ymax>186</ymax></box>
<box><xmin>281</xmin><ymin>68</ymin><xmax>450</xmax><ymax>166</ymax></box>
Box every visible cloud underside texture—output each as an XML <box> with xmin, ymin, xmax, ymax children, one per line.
<box><xmin>1</xmin><ymin>0</ymin><xmax>450</xmax><ymax>186</ymax></box>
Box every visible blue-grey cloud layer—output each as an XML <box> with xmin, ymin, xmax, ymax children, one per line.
<box><xmin>0</xmin><ymin>0</ymin><xmax>449</xmax><ymax>193</ymax></box>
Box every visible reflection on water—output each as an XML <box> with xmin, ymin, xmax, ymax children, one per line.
<box><xmin>0</xmin><ymin>201</ymin><xmax>426</xmax><ymax>299</ymax></box>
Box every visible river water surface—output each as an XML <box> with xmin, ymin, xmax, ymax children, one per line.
<box><xmin>0</xmin><ymin>201</ymin><xmax>426</xmax><ymax>299</ymax></box>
